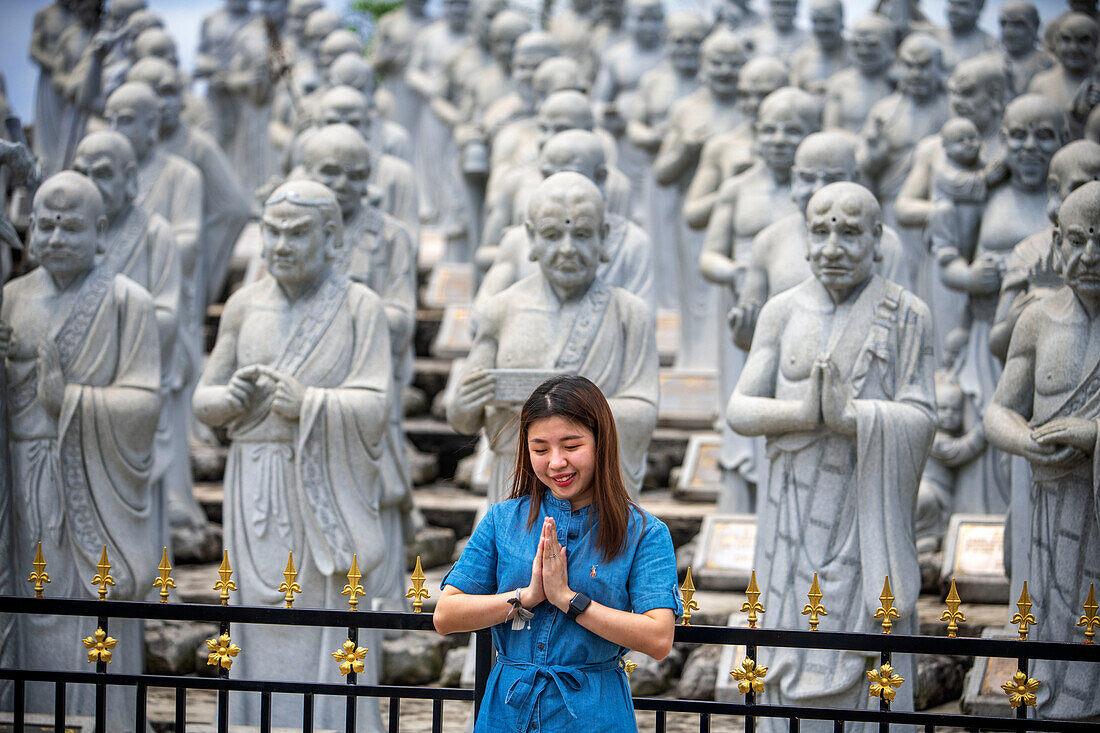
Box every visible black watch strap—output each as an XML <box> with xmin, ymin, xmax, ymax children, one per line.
<box><xmin>567</xmin><ymin>591</ymin><xmax>591</xmax><ymax>620</ymax></box>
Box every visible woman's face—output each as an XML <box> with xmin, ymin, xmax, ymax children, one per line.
<box><xmin>527</xmin><ymin>416</ymin><xmax>597</xmax><ymax>508</ymax></box>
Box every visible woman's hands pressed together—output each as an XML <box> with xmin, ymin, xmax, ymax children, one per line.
<box><xmin>538</xmin><ymin>517</ymin><xmax>573</xmax><ymax>612</ymax></box>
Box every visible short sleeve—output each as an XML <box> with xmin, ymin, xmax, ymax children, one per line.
<box><xmin>626</xmin><ymin>515</ymin><xmax>683</xmax><ymax>616</ymax></box>
<box><xmin>441</xmin><ymin>504</ymin><xmax>498</xmax><ymax>595</ymax></box>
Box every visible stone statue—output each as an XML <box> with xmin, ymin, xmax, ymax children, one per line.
<box><xmin>745</xmin><ymin>0</ymin><xmax>808</xmax><ymax>62</ymax></box>
<box><xmin>477</xmin><ymin>129</ymin><xmax>654</xmax><ymax>308</ymax></box>
<box><xmin>654</xmin><ymin>27</ymin><xmax>748</xmax><ymax>371</ymax></box>
<box><xmin>296</xmin><ymin>8</ymin><xmax>343</xmax><ymax>81</ymax></box>
<box><xmin>789</xmin><ymin>0</ymin><xmax>848</xmax><ymax>96</ymax></box>
<box><xmin>683</xmin><ymin>56</ymin><xmax>788</xmax><ymax>229</ymax></box>
<box><xmin>915</xmin><ymin>369</ymin><xmax>985</xmax><ymax>552</ymax></box>
<box><xmin>714</xmin><ymin>0</ymin><xmax>761</xmax><ymax>31</ymax></box>
<box><xmin>299</xmin><ymin>126</ymin><xmax>416</xmax><ymax>614</ymax></box>
<box><xmin>627</xmin><ymin>11</ymin><xmax>706</xmax><ymax>311</ymax></box>
<box><xmin>862</xmin><ymin>32</ymin><xmax>950</xmax><ymax>235</ymax></box>
<box><xmin>457</xmin><ymin>7</ymin><xmax>529</xmax><ymax>131</ymax></box>
<box><xmin>480</xmin><ymin>32</ymin><xmax>563</xmax><ymax>142</ymax></box>
<box><xmin>3</xmin><ymin>171</ymin><xmax>162</xmax><ymax>729</ymax></box>
<box><xmin>729</xmin><ymin>182</ymin><xmax>936</xmax><ymax>726</ymax></box>
<box><xmin>590</xmin><ymin>0</ymin><xmax>629</xmax><ymax>69</ymax></box>
<box><xmin>1028</xmin><ymin>12</ymin><xmax>1097</xmax><ymax>112</ymax></box>
<box><xmin>822</xmin><ymin>13</ymin><xmax>895</xmax><ymax>134</ymax></box>
<box><xmin>936</xmin><ymin>0</ymin><xmax>997</xmax><ymax>70</ymax></box>
<box><xmin>194</xmin><ymin>180</ymin><xmax>393</xmax><ymax>732</ymax></box>
<box><xmin>30</xmin><ymin>0</ymin><xmax>78</xmax><ymax>176</ymax></box>
<box><xmin>734</xmin><ymin>133</ymin><xmax>912</xmax><ymax>354</ymax></box>
<box><xmin>983</xmin><ymin>1</ymin><xmax>1054</xmax><ymax>99</ymax></box>
<box><xmin>548</xmin><ymin>0</ymin><xmax>599</xmax><ymax>81</ymax></box>
<box><xmin>985</xmin><ymin>180</ymin><xmax>1100</xmax><ymax>722</ymax></box>
<box><xmin>284</xmin><ymin>0</ymin><xmax>323</xmax><ymax>56</ymax></box>
<box><xmin>126</xmin><ymin>57</ymin><xmax>252</xmax><ymax>306</ymax></box>
<box><xmin>426</xmin><ymin>0</ymin><xmax>505</xmax><ymax>135</ymax></box>
<box><xmin>195</xmin><ymin>0</ymin><xmax>254</xmax><ymax>149</ymax></box>
<box><xmin>369</xmin><ymin>0</ymin><xmax>430</xmax><ymax>136</ymax></box>
<box><xmin>447</xmin><ymin>172</ymin><xmax>658</xmax><ymax>502</ymax></box>
<box><xmin>936</xmin><ymin>95</ymin><xmax>1067</xmax><ymax>516</ymax></box>
<box><xmin>701</xmin><ymin>86</ymin><xmax>822</xmax><ymax>511</ymax></box>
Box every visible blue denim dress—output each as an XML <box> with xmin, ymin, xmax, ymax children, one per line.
<box><xmin>441</xmin><ymin>493</ymin><xmax>683</xmax><ymax>733</ymax></box>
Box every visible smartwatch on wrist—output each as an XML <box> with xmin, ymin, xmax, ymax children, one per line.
<box><xmin>566</xmin><ymin>591</ymin><xmax>591</xmax><ymax>620</ymax></box>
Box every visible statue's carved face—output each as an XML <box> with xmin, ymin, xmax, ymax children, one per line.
<box><xmin>755</xmin><ymin>105</ymin><xmax>810</xmax><ymax>175</ymax></box>
<box><xmin>769</xmin><ymin>0</ymin><xmax>797</xmax><ymax>30</ymax></box>
<box><xmin>321</xmin><ymin>102</ymin><xmax>367</xmax><ymax>130</ymax></box>
<box><xmin>701</xmin><ymin>45</ymin><xmax>745</xmax><ymax>98</ymax></box>
<box><xmin>810</xmin><ymin>4</ymin><xmax>843</xmax><ymax>44</ymax></box>
<box><xmin>935</xmin><ymin>382</ymin><xmax>964</xmax><ymax>433</ymax></box>
<box><xmin>999</xmin><ymin>8</ymin><xmax>1037</xmax><ymax>55</ymax></box>
<box><xmin>513</xmin><ymin>49</ymin><xmax>553</xmax><ymax>88</ymax></box>
<box><xmin>898</xmin><ymin>42</ymin><xmax>942</xmax><ymax>101</ymax></box>
<box><xmin>666</xmin><ymin>22</ymin><xmax>705</xmax><ymax>75</ymax></box>
<box><xmin>1003</xmin><ymin>108</ymin><xmax>1062</xmax><ymax>188</ymax></box>
<box><xmin>1055</xmin><ymin>203</ymin><xmax>1100</xmax><ymax>297</ymax></box>
<box><xmin>736</xmin><ymin>70</ymin><xmax>785</xmax><ymax>120</ymax></box>
<box><xmin>942</xmin><ymin>120</ymin><xmax>981</xmax><ymax>166</ymax></box>
<box><xmin>806</xmin><ymin>192</ymin><xmax>881</xmax><ymax>295</ymax></box>
<box><xmin>1055</xmin><ymin>17</ymin><xmax>1098</xmax><ymax>73</ymax></box>
<box><xmin>105</xmin><ymin>101</ymin><xmax>158</xmax><ymax>158</ymax></box>
<box><xmin>443</xmin><ymin>0</ymin><xmax>470</xmax><ymax>31</ymax></box>
<box><xmin>261</xmin><ymin>200</ymin><xmax>332</xmax><ymax>290</ymax></box>
<box><xmin>304</xmin><ymin>152</ymin><xmax>370</xmax><ymax>218</ymax></box>
<box><xmin>849</xmin><ymin>27</ymin><xmax>892</xmax><ymax>74</ymax></box>
<box><xmin>30</xmin><ymin>192</ymin><xmax>101</xmax><ymax>282</ymax></box>
<box><xmin>528</xmin><ymin>195</ymin><xmax>604</xmax><ymax>293</ymax></box>
<box><xmin>948</xmin><ymin>71</ymin><xmax>999</xmax><ymax>133</ymax></box>
<box><xmin>152</xmin><ymin>76</ymin><xmax>184</xmax><ymax>131</ymax></box>
<box><xmin>627</xmin><ymin>2</ymin><xmax>664</xmax><ymax>48</ymax></box>
<box><xmin>73</xmin><ymin>150</ymin><xmax>133</xmax><ymax>218</ymax></box>
<box><xmin>537</xmin><ymin>106</ymin><xmax>590</xmax><ymax>150</ymax></box>
<box><xmin>946</xmin><ymin>0</ymin><xmax>981</xmax><ymax>33</ymax></box>
<box><xmin>791</xmin><ymin>159</ymin><xmax>850</xmax><ymax>214</ymax></box>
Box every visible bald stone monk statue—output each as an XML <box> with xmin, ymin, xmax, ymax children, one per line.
<box><xmin>701</xmin><ymin>86</ymin><xmax>822</xmax><ymax>510</ymax></box>
<box><xmin>982</xmin><ymin>1</ymin><xmax>1054</xmax><ymax>99</ymax></box>
<box><xmin>730</xmin><ymin>182</ymin><xmax>935</xmax><ymax>728</ymax></box>
<box><xmin>745</xmin><ymin>0</ymin><xmax>808</xmax><ymax>62</ymax></box>
<box><xmin>301</xmin><ymin>126</ymin><xmax>417</xmax><ymax>613</ymax></box>
<box><xmin>1028</xmin><ymin>12</ymin><xmax>1097</xmax><ymax>112</ymax></box>
<box><xmin>985</xmin><ymin>181</ymin><xmax>1100</xmax><ymax>722</ymax></box>
<box><xmin>196</xmin><ymin>0</ymin><xmax>253</xmax><ymax>150</ymax></box>
<box><xmin>194</xmin><ymin>181</ymin><xmax>393</xmax><ymax>732</ymax></box>
<box><xmin>789</xmin><ymin>0</ymin><xmax>848</xmax><ymax>95</ymax></box>
<box><xmin>477</xmin><ymin>129</ymin><xmax>654</xmax><ymax>309</ymax></box>
<box><xmin>3</xmin><ymin>172</ymin><xmax>162</xmax><ymax>729</ymax></box>
<box><xmin>369</xmin><ymin>0</ymin><xmax>430</xmax><ymax>136</ymax></box>
<box><xmin>126</xmin><ymin>58</ymin><xmax>252</xmax><ymax>305</ymax></box>
<box><xmin>935</xmin><ymin>0</ymin><xmax>996</xmax><ymax>70</ymax></box>
<box><xmin>448</xmin><ymin>172</ymin><xmax>658</xmax><ymax>502</ymax></box>
<box><xmin>683</xmin><ymin>56</ymin><xmax>789</xmax><ymax>230</ymax></box>
<box><xmin>822</xmin><ymin>13</ymin><xmax>895</xmax><ymax>134</ymax></box>
<box><xmin>30</xmin><ymin>0</ymin><xmax>78</xmax><ymax>176</ymax></box>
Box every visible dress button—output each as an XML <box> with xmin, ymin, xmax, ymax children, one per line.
<box><xmin>537</xmin><ymin>643</ymin><xmax>544</xmax><ymax>650</ymax></box>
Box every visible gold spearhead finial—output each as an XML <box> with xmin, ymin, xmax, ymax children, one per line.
<box><xmin>82</xmin><ymin>627</ymin><xmax>117</xmax><ymax>664</ymax></box>
<box><xmin>1002</xmin><ymin>669</ymin><xmax>1040</xmax><ymax>708</ymax></box>
<box><xmin>802</xmin><ymin>572</ymin><xmax>827</xmax><ymax>631</ymax></box>
<box><xmin>278</xmin><ymin>551</ymin><xmax>302</xmax><ymax>608</ymax></box>
<box><xmin>28</xmin><ymin>541</ymin><xmax>50</xmax><ymax>598</ymax></box>
<box><xmin>91</xmin><ymin>545</ymin><xmax>115</xmax><ymax>600</ymax></box>
<box><xmin>730</xmin><ymin>657</ymin><xmax>768</xmax><ymax>695</ymax></box>
<box><xmin>342</xmin><ymin>554</ymin><xmax>365</xmax><ymax>610</ymax></box>
<box><xmin>1078</xmin><ymin>583</ymin><xmax>1099</xmax><ymax>644</ymax></box>
<box><xmin>867</xmin><ymin>663</ymin><xmax>905</xmax><ymax>701</ymax></box>
<box><xmin>1011</xmin><ymin>581</ymin><xmax>1036</xmax><ymax>641</ymax></box>
<box><xmin>874</xmin><ymin>576</ymin><xmax>900</xmax><ymax>634</ymax></box>
<box><xmin>405</xmin><ymin>555</ymin><xmax>430</xmax><ymax>613</ymax></box>
<box><xmin>940</xmin><ymin>578</ymin><xmax>966</xmax><ymax>638</ymax></box>
<box><xmin>741</xmin><ymin>569</ymin><xmax>764</xmax><ymax>629</ymax></box>
<box><xmin>213</xmin><ymin>550</ymin><xmax>237</xmax><ymax>606</ymax></box>
<box><xmin>332</xmin><ymin>639</ymin><xmax>368</xmax><ymax>676</ymax></box>
<box><xmin>152</xmin><ymin>547</ymin><xmax>176</xmax><ymax>604</ymax></box>
<box><xmin>680</xmin><ymin>566</ymin><xmax>700</xmax><ymax>626</ymax></box>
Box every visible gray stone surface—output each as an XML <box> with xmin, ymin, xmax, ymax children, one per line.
<box><xmin>676</xmin><ymin>645</ymin><xmax>721</xmax><ymax>701</ymax></box>
<box><xmin>382</xmin><ymin>632</ymin><xmax>456</xmax><ymax>685</ymax></box>
<box><xmin>146</xmin><ymin>620</ymin><xmax>220</xmax><ymax>676</ymax></box>
<box><xmin>406</xmin><ymin>524</ymin><xmax>457</xmax><ymax>571</ymax></box>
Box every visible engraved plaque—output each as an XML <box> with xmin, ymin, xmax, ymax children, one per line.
<box><xmin>659</xmin><ymin>369</ymin><xmax>719</xmax><ymax>428</ymax></box>
<box><xmin>675</xmin><ymin>433</ymin><xmax>721</xmax><ymax>502</ymax></box>
<box><xmin>953</xmin><ymin>524</ymin><xmax>1006</xmax><ymax>578</ymax></box>
<box><xmin>692</xmin><ymin>514</ymin><xmax>757</xmax><ymax>590</ymax></box>
<box><xmin>486</xmin><ymin>369</ymin><xmax>564</xmax><ymax>404</ymax></box>
<box><xmin>423</xmin><ymin>262</ymin><xmax>474</xmax><ymax>309</ymax></box>
<box><xmin>431</xmin><ymin>305</ymin><xmax>474</xmax><ymax>358</ymax></box>
<box><xmin>941</xmin><ymin>514</ymin><xmax>1009</xmax><ymax>604</ymax></box>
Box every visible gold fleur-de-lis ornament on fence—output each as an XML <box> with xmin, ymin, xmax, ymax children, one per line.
<box><xmin>83</xmin><ymin>627</ymin><xmax>117</xmax><ymax>664</ymax></box>
<box><xmin>406</xmin><ymin>555</ymin><xmax>429</xmax><ymax>613</ymax></box>
<box><xmin>680</xmin><ymin>567</ymin><xmax>699</xmax><ymax>626</ymax></box>
<box><xmin>867</xmin><ymin>663</ymin><xmax>905</xmax><ymax>702</ymax></box>
<box><xmin>1078</xmin><ymin>583</ymin><xmax>1098</xmax><ymax>644</ymax></box>
<box><xmin>874</xmin><ymin>576</ymin><xmax>900</xmax><ymax>634</ymax></box>
<box><xmin>206</xmin><ymin>632</ymin><xmax>241</xmax><ymax>671</ymax></box>
<box><xmin>153</xmin><ymin>547</ymin><xmax>175</xmax><ymax>603</ymax></box>
<box><xmin>1011</xmin><ymin>582</ymin><xmax>1036</xmax><ymax>641</ymax></box>
<box><xmin>741</xmin><ymin>570</ymin><xmax>764</xmax><ymax>629</ymax></box>
<box><xmin>213</xmin><ymin>550</ymin><xmax>237</xmax><ymax>606</ymax></box>
<box><xmin>940</xmin><ymin>578</ymin><xmax>966</xmax><ymax>638</ymax></box>
<box><xmin>730</xmin><ymin>658</ymin><xmax>768</xmax><ymax>695</ymax></box>
<box><xmin>28</xmin><ymin>541</ymin><xmax>50</xmax><ymax>598</ymax></box>
<box><xmin>279</xmin><ymin>551</ymin><xmax>302</xmax><ymax>608</ymax></box>
<box><xmin>802</xmin><ymin>573</ymin><xmax>827</xmax><ymax>631</ymax></box>
<box><xmin>332</xmin><ymin>639</ymin><xmax>368</xmax><ymax>676</ymax></box>
<box><xmin>1002</xmin><ymin>670</ymin><xmax>1040</xmax><ymax>709</ymax></box>
<box><xmin>91</xmin><ymin>546</ymin><xmax>115</xmax><ymax>600</ymax></box>
<box><xmin>342</xmin><ymin>554</ymin><xmax>365</xmax><ymax>610</ymax></box>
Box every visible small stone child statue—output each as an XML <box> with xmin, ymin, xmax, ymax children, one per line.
<box><xmin>916</xmin><ymin>369</ymin><xmax>987</xmax><ymax>553</ymax></box>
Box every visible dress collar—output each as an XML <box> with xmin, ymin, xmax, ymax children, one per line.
<box><xmin>541</xmin><ymin>491</ymin><xmax>592</xmax><ymax>518</ymax></box>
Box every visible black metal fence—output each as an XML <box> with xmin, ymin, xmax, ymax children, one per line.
<box><xmin>1</xmin><ymin>595</ymin><xmax>1099</xmax><ymax>733</ymax></box>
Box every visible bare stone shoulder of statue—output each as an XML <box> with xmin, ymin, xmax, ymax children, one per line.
<box><xmin>448</xmin><ymin>172</ymin><xmax>658</xmax><ymax>502</ymax></box>
<box><xmin>729</xmin><ymin>182</ymin><xmax>936</xmax><ymax>731</ymax></box>
<box><xmin>985</xmin><ymin>181</ymin><xmax>1100</xmax><ymax>722</ymax></box>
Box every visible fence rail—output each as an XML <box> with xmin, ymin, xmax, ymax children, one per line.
<box><xmin>2</xmin><ymin>595</ymin><xmax>1099</xmax><ymax>733</ymax></box>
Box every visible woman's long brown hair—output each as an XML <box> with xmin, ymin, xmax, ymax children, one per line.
<box><xmin>507</xmin><ymin>375</ymin><xmax>637</xmax><ymax>561</ymax></box>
